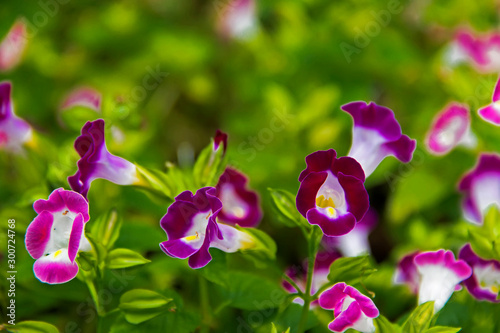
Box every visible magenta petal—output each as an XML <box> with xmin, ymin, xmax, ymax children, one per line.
<box><xmin>60</xmin><ymin>87</ymin><xmax>102</xmax><ymax>112</ymax></box>
<box><xmin>0</xmin><ymin>20</ymin><xmax>27</xmax><ymax>72</ymax></box>
<box><xmin>68</xmin><ymin>213</ymin><xmax>84</xmax><ymax>263</ymax></box>
<box><xmin>160</xmin><ymin>239</ymin><xmax>201</xmax><ymax>259</ymax></box>
<box><xmin>415</xmin><ymin>250</ymin><xmax>472</xmax><ymax>280</ymax></box>
<box><xmin>187</xmin><ymin>221</ymin><xmax>216</xmax><ymax>269</ymax></box>
<box><xmin>307</xmin><ymin>209</ymin><xmax>356</xmax><ymax>237</ymax></box>
<box><xmin>319</xmin><ymin>282</ymin><xmax>347</xmax><ymax>309</ymax></box>
<box><xmin>0</xmin><ymin>81</ymin><xmax>13</xmax><ymax>119</ymax></box>
<box><xmin>33</xmin><ymin>188</ymin><xmax>90</xmax><ymax>222</ymax></box>
<box><xmin>394</xmin><ymin>251</ymin><xmax>420</xmax><ymax>294</ymax></box>
<box><xmin>382</xmin><ymin>134</ymin><xmax>416</xmax><ymax>163</ymax></box>
<box><xmin>25</xmin><ymin>211</ymin><xmax>53</xmax><ymax>259</ymax></box>
<box><xmin>299</xmin><ymin>149</ymin><xmax>337</xmax><ymax>182</ymax></box>
<box><xmin>459</xmin><ymin>244</ymin><xmax>500</xmax><ymax>302</ymax></box>
<box><xmin>215</xmin><ymin>167</ymin><xmax>262</xmax><ymax>227</ymax></box>
<box><xmin>344</xmin><ymin>285</ymin><xmax>379</xmax><ymax>318</ymax></box>
<box><xmin>328</xmin><ymin>301</ymin><xmax>363</xmax><ymax>332</ymax></box>
<box><xmin>478</xmin><ymin>104</ymin><xmax>500</xmax><ymax>126</ymax></box>
<box><xmin>493</xmin><ymin>78</ymin><xmax>500</xmax><ymax>102</ymax></box>
<box><xmin>33</xmin><ymin>251</ymin><xmax>79</xmax><ymax>284</ymax></box>
<box><xmin>213</xmin><ymin>129</ymin><xmax>228</xmax><ymax>153</ymax></box>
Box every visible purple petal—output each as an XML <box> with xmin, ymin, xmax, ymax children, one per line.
<box><xmin>328</xmin><ymin>301</ymin><xmax>363</xmax><ymax>333</ymax></box>
<box><xmin>188</xmin><ymin>220</ymin><xmax>218</xmax><ymax>269</ymax></box>
<box><xmin>0</xmin><ymin>81</ymin><xmax>12</xmax><ymax>119</ymax></box>
<box><xmin>60</xmin><ymin>87</ymin><xmax>102</xmax><ymax>112</ymax></box>
<box><xmin>478</xmin><ymin>104</ymin><xmax>500</xmax><ymax>126</ymax></box>
<box><xmin>296</xmin><ymin>171</ymin><xmax>328</xmax><ymax>217</ymax></box>
<box><xmin>307</xmin><ymin>208</ymin><xmax>356</xmax><ymax>237</ymax></box>
<box><xmin>33</xmin><ymin>249</ymin><xmax>79</xmax><ymax>284</ymax></box>
<box><xmin>33</xmin><ymin>188</ymin><xmax>89</xmax><ymax>222</ymax></box>
<box><xmin>344</xmin><ymin>285</ymin><xmax>379</xmax><ymax>318</ymax></box>
<box><xmin>393</xmin><ymin>251</ymin><xmax>420</xmax><ymax>294</ymax></box>
<box><xmin>426</xmin><ymin>103</ymin><xmax>470</xmax><ymax>155</ymax></box>
<box><xmin>299</xmin><ymin>149</ymin><xmax>337</xmax><ymax>182</ymax></box>
<box><xmin>67</xmin><ymin>213</ymin><xmax>84</xmax><ymax>263</ymax></box>
<box><xmin>0</xmin><ymin>20</ymin><xmax>27</xmax><ymax>72</ymax></box>
<box><xmin>459</xmin><ymin>244</ymin><xmax>500</xmax><ymax>302</ymax></box>
<box><xmin>338</xmin><ymin>172</ymin><xmax>369</xmax><ymax>222</ymax></box>
<box><xmin>160</xmin><ymin>237</ymin><xmax>203</xmax><ymax>259</ymax></box>
<box><xmin>25</xmin><ymin>211</ymin><xmax>54</xmax><ymax>259</ymax></box>
<box><xmin>415</xmin><ymin>250</ymin><xmax>471</xmax><ymax>280</ymax></box>
<box><xmin>458</xmin><ymin>154</ymin><xmax>500</xmax><ymax>224</ymax></box>
<box><xmin>210</xmin><ymin>223</ymin><xmax>254</xmax><ymax>253</ymax></box>
<box><xmin>215</xmin><ymin>167</ymin><xmax>262</xmax><ymax>227</ymax></box>
<box><xmin>68</xmin><ymin>119</ymin><xmax>138</xmax><ymax>199</ymax></box>
<box><xmin>319</xmin><ymin>282</ymin><xmax>347</xmax><ymax>309</ymax></box>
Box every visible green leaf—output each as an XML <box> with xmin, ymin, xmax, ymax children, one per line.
<box><xmin>193</xmin><ymin>139</ymin><xmax>226</xmax><ymax>187</ymax></box>
<box><xmin>90</xmin><ymin>209</ymin><xmax>123</xmax><ymax>250</ymax></box>
<box><xmin>106</xmin><ymin>248</ymin><xmax>151</xmax><ymax>269</ymax></box>
<box><xmin>402</xmin><ymin>301</ymin><xmax>435</xmax><ymax>333</ymax></box>
<box><xmin>268</xmin><ymin>188</ymin><xmax>309</xmax><ymax>230</ymax></box>
<box><xmin>136</xmin><ymin>165</ymin><xmax>176</xmax><ymax>200</ymax></box>
<box><xmin>375</xmin><ymin>315</ymin><xmax>401</xmax><ymax>333</ymax></box>
<box><xmin>328</xmin><ymin>255</ymin><xmax>377</xmax><ymax>285</ymax></box>
<box><xmin>3</xmin><ymin>320</ymin><xmax>59</xmax><ymax>333</ymax></box>
<box><xmin>237</xmin><ymin>226</ymin><xmax>277</xmax><ymax>261</ymax></box>
<box><xmin>271</xmin><ymin>323</ymin><xmax>278</xmax><ymax>333</ymax></box>
<box><xmin>217</xmin><ymin>271</ymin><xmax>287</xmax><ymax>310</ymax></box>
<box><xmin>119</xmin><ymin>289</ymin><xmax>174</xmax><ymax>324</ymax></box>
<box><xmin>425</xmin><ymin>326</ymin><xmax>461</xmax><ymax>333</ymax></box>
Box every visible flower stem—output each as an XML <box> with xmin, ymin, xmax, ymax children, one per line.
<box><xmin>86</xmin><ymin>278</ymin><xmax>105</xmax><ymax>317</ymax></box>
<box><xmin>297</xmin><ymin>228</ymin><xmax>320</xmax><ymax>333</ymax></box>
<box><xmin>282</xmin><ymin>273</ymin><xmax>305</xmax><ymax>298</ymax></box>
<box><xmin>199</xmin><ymin>275</ymin><xmax>211</xmax><ymax>333</ymax></box>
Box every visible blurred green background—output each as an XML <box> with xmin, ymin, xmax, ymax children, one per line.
<box><xmin>2</xmin><ymin>0</ymin><xmax>500</xmax><ymax>332</ymax></box>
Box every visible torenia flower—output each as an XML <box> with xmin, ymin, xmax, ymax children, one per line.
<box><xmin>60</xmin><ymin>86</ymin><xmax>102</xmax><ymax>112</ymax></box>
<box><xmin>458</xmin><ymin>154</ymin><xmax>500</xmax><ymax>224</ymax></box>
<box><xmin>319</xmin><ymin>282</ymin><xmax>379</xmax><ymax>333</ymax></box>
<box><xmin>25</xmin><ymin>188</ymin><xmax>91</xmax><ymax>284</ymax></box>
<box><xmin>0</xmin><ymin>19</ymin><xmax>27</xmax><ymax>71</ymax></box>
<box><xmin>445</xmin><ymin>30</ymin><xmax>500</xmax><ymax>73</ymax></box>
<box><xmin>478</xmin><ymin>77</ymin><xmax>500</xmax><ymax>126</ymax></box>
<box><xmin>213</xmin><ymin>129</ymin><xmax>227</xmax><ymax>154</ymax></box>
<box><xmin>0</xmin><ymin>81</ymin><xmax>33</xmax><ymax>153</ymax></box>
<box><xmin>215</xmin><ymin>167</ymin><xmax>262</xmax><ymax>227</ymax></box>
<box><xmin>283</xmin><ymin>250</ymin><xmax>341</xmax><ymax>306</ymax></box>
<box><xmin>296</xmin><ymin>149</ymin><xmax>369</xmax><ymax>236</ymax></box>
<box><xmin>425</xmin><ymin>103</ymin><xmax>476</xmax><ymax>156</ymax></box>
<box><xmin>68</xmin><ymin>119</ymin><xmax>140</xmax><ymax>199</ymax></box>
<box><xmin>459</xmin><ymin>244</ymin><xmax>500</xmax><ymax>302</ymax></box>
<box><xmin>216</xmin><ymin>0</ymin><xmax>257</xmax><ymax>40</ymax></box>
<box><xmin>323</xmin><ymin>208</ymin><xmax>377</xmax><ymax>257</ymax></box>
<box><xmin>160</xmin><ymin>187</ymin><xmax>256</xmax><ymax>269</ymax></box>
<box><xmin>341</xmin><ymin>101</ymin><xmax>416</xmax><ymax>177</ymax></box>
<box><xmin>414</xmin><ymin>250</ymin><xmax>471</xmax><ymax>312</ymax></box>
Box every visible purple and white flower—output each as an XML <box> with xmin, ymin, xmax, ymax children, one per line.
<box><xmin>68</xmin><ymin>119</ymin><xmax>140</xmax><ymax>199</ymax></box>
<box><xmin>213</xmin><ymin>129</ymin><xmax>227</xmax><ymax>154</ymax></box>
<box><xmin>283</xmin><ymin>250</ymin><xmax>341</xmax><ymax>306</ymax></box>
<box><xmin>425</xmin><ymin>102</ymin><xmax>476</xmax><ymax>155</ymax></box>
<box><xmin>414</xmin><ymin>250</ymin><xmax>472</xmax><ymax>312</ymax></box>
<box><xmin>296</xmin><ymin>149</ymin><xmax>369</xmax><ymax>237</ymax></box>
<box><xmin>458</xmin><ymin>153</ymin><xmax>500</xmax><ymax>224</ymax></box>
<box><xmin>0</xmin><ymin>81</ymin><xmax>33</xmax><ymax>154</ymax></box>
<box><xmin>60</xmin><ymin>87</ymin><xmax>102</xmax><ymax>112</ymax></box>
<box><xmin>319</xmin><ymin>282</ymin><xmax>379</xmax><ymax>333</ymax></box>
<box><xmin>459</xmin><ymin>244</ymin><xmax>500</xmax><ymax>302</ymax></box>
<box><xmin>0</xmin><ymin>19</ymin><xmax>27</xmax><ymax>72</ymax></box>
<box><xmin>160</xmin><ymin>187</ymin><xmax>256</xmax><ymax>269</ymax></box>
<box><xmin>478</xmin><ymin>77</ymin><xmax>500</xmax><ymax>126</ymax></box>
<box><xmin>322</xmin><ymin>208</ymin><xmax>377</xmax><ymax>257</ymax></box>
<box><xmin>341</xmin><ymin>101</ymin><xmax>416</xmax><ymax>177</ymax></box>
<box><xmin>216</xmin><ymin>0</ymin><xmax>257</xmax><ymax>40</ymax></box>
<box><xmin>25</xmin><ymin>188</ymin><xmax>92</xmax><ymax>284</ymax></box>
<box><xmin>445</xmin><ymin>30</ymin><xmax>500</xmax><ymax>73</ymax></box>
<box><xmin>215</xmin><ymin>167</ymin><xmax>262</xmax><ymax>227</ymax></box>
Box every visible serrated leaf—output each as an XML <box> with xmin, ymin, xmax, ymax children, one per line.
<box><xmin>328</xmin><ymin>255</ymin><xmax>376</xmax><ymax>285</ymax></box>
<box><xmin>402</xmin><ymin>301</ymin><xmax>435</xmax><ymax>333</ymax></box>
<box><xmin>375</xmin><ymin>315</ymin><xmax>401</xmax><ymax>333</ymax></box>
<box><xmin>268</xmin><ymin>188</ymin><xmax>309</xmax><ymax>229</ymax></box>
<box><xmin>91</xmin><ymin>209</ymin><xmax>122</xmax><ymax>250</ymax></box>
<box><xmin>119</xmin><ymin>289</ymin><xmax>174</xmax><ymax>324</ymax></box>
<box><xmin>4</xmin><ymin>320</ymin><xmax>59</xmax><ymax>333</ymax></box>
<box><xmin>107</xmin><ymin>248</ymin><xmax>150</xmax><ymax>269</ymax></box>
<box><xmin>425</xmin><ymin>326</ymin><xmax>461</xmax><ymax>333</ymax></box>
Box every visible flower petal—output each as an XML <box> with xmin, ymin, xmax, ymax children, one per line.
<box><xmin>33</xmin><ymin>249</ymin><xmax>79</xmax><ymax>284</ymax></box>
<box><xmin>33</xmin><ymin>188</ymin><xmax>89</xmax><ymax>222</ymax></box>
<box><xmin>0</xmin><ymin>20</ymin><xmax>27</xmax><ymax>72</ymax></box>
<box><xmin>319</xmin><ymin>282</ymin><xmax>347</xmax><ymax>309</ymax></box>
<box><xmin>478</xmin><ymin>104</ymin><xmax>500</xmax><ymax>126</ymax></box>
<box><xmin>307</xmin><ymin>209</ymin><xmax>356</xmax><ymax>237</ymax></box>
<box><xmin>60</xmin><ymin>87</ymin><xmax>102</xmax><ymax>112</ymax></box>
<box><xmin>210</xmin><ymin>223</ymin><xmax>255</xmax><ymax>253</ymax></box>
<box><xmin>68</xmin><ymin>213</ymin><xmax>84</xmax><ymax>263</ymax></box>
<box><xmin>338</xmin><ymin>172</ymin><xmax>369</xmax><ymax>222</ymax></box>
<box><xmin>25</xmin><ymin>211</ymin><xmax>54</xmax><ymax>259</ymax></box>
<box><xmin>328</xmin><ymin>300</ymin><xmax>363</xmax><ymax>333</ymax></box>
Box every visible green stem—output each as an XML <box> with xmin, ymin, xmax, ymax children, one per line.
<box><xmin>297</xmin><ymin>229</ymin><xmax>320</xmax><ymax>333</ymax></box>
<box><xmin>86</xmin><ymin>278</ymin><xmax>105</xmax><ymax>317</ymax></box>
<box><xmin>199</xmin><ymin>275</ymin><xmax>211</xmax><ymax>333</ymax></box>
<box><xmin>282</xmin><ymin>273</ymin><xmax>305</xmax><ymax>297</ymax></box>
